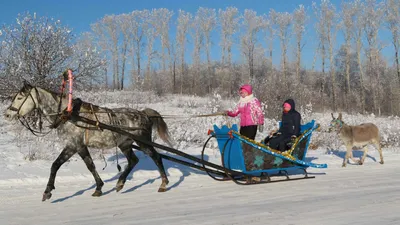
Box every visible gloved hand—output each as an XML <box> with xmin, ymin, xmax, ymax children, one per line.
<box><xmin>258</xmin><ymin>124</ymin><xmax>264</xmax><ymax>132</ymax></box>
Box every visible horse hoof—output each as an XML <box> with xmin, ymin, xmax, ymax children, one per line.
<box><xmin>342</xmin><ymin>164</ymin><xmax>346</xmax><ymax>167</ymax></box>
<box><xmin>42</xmin><ymin>192</ymin><xmax>52</xmax><ymax>202</ymax></box>
<box><xmin>158</xmin><ymin>187</ymin><xmax>167</xmax><ymax>192</ymax></box>
<box><xmin>92</xmin><ymin>190</ymin><xmax>102</xmax><ymax>197</ymax></box>
<box><xmin>358</xmin><ymin>161</ymin><xmax>363</xmax><ymax>165</ymax></box>
<box><xmin>380</xmin><ymin>161</ymin><xmax>384</xmax><ymax>164</ymax></box>
<box><xmin>116</xmin><ymin>185</ymin><xmax>124</xmax><ymax>192</ymax></box>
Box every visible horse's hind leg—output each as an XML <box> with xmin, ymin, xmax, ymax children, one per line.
<box><xmin>77</xmin><ymin>146</ymin><xmax>104</xmax><ymax>197</ymax></box>
<box><xmin>141</xmin><ymin>144</ymin><xmax>169</xmax><ymax>192</ymax></box>
<box><xmin>116</xmin><ymin>142</ymin><xmax>139</xmax><ymax>192</ymax></box>
<box><xmin>42</xmin><ymin>146</ymin><xmax>77</xmax><ymax>201</ymax></box>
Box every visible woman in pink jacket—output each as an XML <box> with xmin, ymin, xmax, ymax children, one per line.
<box><xmin>226</xmin><ymin>84</ymin><xmax>264</xmax><ymax>140</ymax></box>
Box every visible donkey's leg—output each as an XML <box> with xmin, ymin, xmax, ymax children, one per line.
<box><xmin>359</xmin><ymin>146</ymin><xmax>368</xmax><ymax>165</ymax></box>
<box><xmin>141</xmin><ymin>144</ymin><xmax>169</xmax><ymax>192</ymax></box>
<box><xmin>349</xmin><ymin>151</ymin><xmax>359</xmax><ymax>163</ymax></box>
<box><xmin>42</xmin><ymin>146</ymin><xmax>77</xmax><ymax>201</ymax></box>
<box><xmin>374</xmin><ymin>141</ymin><xmax>384</xmax><ymax>164</ymax></box>
<box><xmin>116</xmin><ymin>142</ymin><xmax>139</xmax><ymax>192</ymax></box>
<box><xmin>342</xmin><ymin>146</ymin><xmax>352</xmax><ymax>167</ymax></box>
<box><xmin>77</xmin><ymin>146</ymin><xmax>104</xmax><ymax>197</ymax></box>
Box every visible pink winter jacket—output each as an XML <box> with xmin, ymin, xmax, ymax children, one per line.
<box><xmin>227</xmin><ymin>94</ymin><xmax>264</xmax><ymax>127</ymax></box>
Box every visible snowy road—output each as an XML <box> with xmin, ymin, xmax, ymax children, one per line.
<box><xmin>1</xmin><ymin>150</ymin><xmax>399</xmax><ymax>225</ymax></box>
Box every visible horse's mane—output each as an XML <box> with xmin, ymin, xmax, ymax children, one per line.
<box><xmin>36</xmin><ymin>86</ymin><xmax>101</xmax><ymax>112</ymax></box>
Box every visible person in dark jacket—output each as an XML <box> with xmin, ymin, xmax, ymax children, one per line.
<box><xmin>264</xmin><ymin>99</ymin><xmax>302</xmax><ymax>152</ymax></box>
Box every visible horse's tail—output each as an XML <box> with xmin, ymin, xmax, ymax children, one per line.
<box><xmin>142</xmin><ymin>108</ymin><xmax>173</xmax><ymax>147</ymax></box>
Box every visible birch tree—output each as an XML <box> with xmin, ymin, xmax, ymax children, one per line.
<box><xmin>116</xmin><ymin>14</ymin><xmax>131</xmax><ymax>90</ymax></box>
<box><xmin>191</xmin><ymin>12</ymin><xmax>203</xmax><ymax>93</ymax></box>
<box><xmin>101</xmin><ymin>15</ymin><xmax>119</xmax><ymax>89</ymax></box>
<box><xmin>152</xmin><ymin>9</ymin><xmax>173</xmax><ymax>74</ymax></box>
<box><xmin>176</xmin><ymin>10</ymin><xmax>192</xmax><ymax>94</ymax></box>
<box><xmin>241</xmin><ymin>9</ymin><xmax>263</xmax><ymax>81</ymax></box>
<box><xmin>364</xmin><ymin>0</ymin><xmax>385</xmax><ymax>115</ymax></box>
<box><xmin>340</xmin><ymin>1</ymin><xmax>356</xmax><ymax>109</ymax></box>
<box><xmin>129</xmin><ymin>10</ymin><xmax>148</xmax><ymax>88</ymax></box>
<box><xmin>262</xmin><ymin>13</ymin><xmax>275</xmax><ymax>70</ymax></box>
<box><xmin>270</xmin><ymin>10</ymin><xmax>292</xmax><ymax>88</ymax></box>
<box><xmin>145</xmin><ymin>10</ymin><xmax>157</xmax><ymax>88</ymax></box>
<box><xmin>219</xmin><ymin>7</ymin><xmax>239</xmax><ymax>95</ymax></box>
<box><xmin>313</xmin><ymin>0</ymin><xmax>337</xmax><ymax>111</ymax></box>
<box><xmin>353</xmin><ymin>0</ymin><xmax>367</xmax><ymax>113</ymax></box>
<box><xmin>197</xmin><ymin>7</ymin><xmax>216</xmax><ymax>93</ymax></box>
<box><xmin>385</xmin><ymin>0</ymin><xmax>400</xmax><ymax>87</ymax></box>
<box><xmin>293</xmin><ymin>5</ymin><xmax>307</xmax><ymax>83</ymax></box>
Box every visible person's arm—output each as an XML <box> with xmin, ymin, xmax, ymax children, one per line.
<box><xmin>254</xmin><ymin>99</ymin><xmax>264</xmax><ymax>125</ymax></box>
<box><xmin>227</xmin><ymin>104</ymin><xmax>240</xmax><ymax>117</ymax></box>
<box><xmin>293</xmin><ymin>112</ymin><xmax>301</xmax><ymax>137</ymax></box>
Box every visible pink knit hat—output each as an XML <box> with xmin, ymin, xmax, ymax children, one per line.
<box><xmin>239</xmin><ymin>84</ymin><xmax>253</xmax><ymax>95</ymax></box>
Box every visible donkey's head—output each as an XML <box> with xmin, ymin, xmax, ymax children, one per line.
<box><xmin>4</xmin><ymin>81</ymin><xmax>37</xmax><ymax>120</ymax></box>
<box><xmin>329</xmin><ymin>113</ymin><xmax>344</xmax><ymax>133</ymax></box>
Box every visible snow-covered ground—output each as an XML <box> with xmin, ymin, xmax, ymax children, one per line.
<box><xmin>1</xmin><ymin>91</ymin><xmax>399</xmax><ymax>225</ymax></box>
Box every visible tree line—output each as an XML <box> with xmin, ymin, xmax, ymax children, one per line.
<box><xmin>1</xmin><ymin>0</ymin><xmax>400</xmax><ymax>116</ymax></box>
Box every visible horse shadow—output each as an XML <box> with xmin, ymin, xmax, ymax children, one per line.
<box><xmin>327</xmin><ymin>147</ymin><xmax>377</xmax><ymax>163</ymax></box>
<box><xmin>52</xmin><ymin>150</ymin><xmax>213</xmax><ymax>203</ymax></box>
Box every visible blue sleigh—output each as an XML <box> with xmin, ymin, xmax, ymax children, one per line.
<box><xmin>209</xmin><ymin>120</ymin><xmax>327</xmax><ymax>182</ymax></box>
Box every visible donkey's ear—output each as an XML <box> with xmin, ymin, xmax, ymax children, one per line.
<box><xmin>338</xmin><ymin>112</ymin><xmax>342</xmax><ymax>120</ymax></box>
<box><xmin>331</xmin><ymin>113</ymin><xmax>335</xmax><ymax>119</ymax></box>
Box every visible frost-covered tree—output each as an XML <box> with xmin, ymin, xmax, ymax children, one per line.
<box><xmin>270</xmin><ymin>10</ymin><xmax>292</xmax><ymax>87</ymax></box>
<box><xmin>384</xmin><ymin>0</ymin><xmax>400</xmax><ymax>87</ymax></box>
<box><xmin>0</xmin><ymin>12</ymin><xmax>104</xmax><ymax>96</ymax></box>
<box><xmin>313</xmin><ymin>0</ymin><xmax>337</xmax><ymax>111</ymax></box>
<box><xmin>293</xmin><ymin>5</ymin><xmax>307</xmax><ymax>83</ymax></box>
<box><xmin>364</xmin><ymin>0</ymin><xmax>385</xmax><ymax>115</ymax></box>
<box><xmin>128</xmin><ymin>10</ymin><xmax>148</xmax><ymax>88</ymax></box>
<box><xmin>219</xmin><ymin>7</ymin><xmax>239</xmax><ymax>95</ymax></box>
<box><xmin>240</xmin><ymin>9</ymin><xmax>263</xmax><ymax>81</ymax></box>
<box><xmin>190</xmin><ymin>12</ymin><xmax>203</xmax><ymax>93</ymax></box>
<box><xmin>145</xmin><ymin>10</ymin><xmax>157</xmax><ymax>88</ymax></box>
<box><xmin>340</xmin><ymin>1</ymin><xmax>356</xmax><ymax>106</ymax></box>
<box><xmin>72</xmin><ymin>32</ymin><xmax>106</xmax><ymax>90</ymax></box>
<box><xmin>197</xmin><ymin>7</ymin><xmax>216</xmax><ymax>93</ymax></box>
<box><xmin>153</xmin><ymin>8</ymin><xmax>173</xmax><ymax>74</ymax></box>
<box><xmin>116</xmin><ymin>13</ymin><xmax>131</xmax><ymax>90</ymax></box>
<box><xmin>176</xmin><ymin>10</ymin><xmax>192</xmax><ymax>94</ymax></box>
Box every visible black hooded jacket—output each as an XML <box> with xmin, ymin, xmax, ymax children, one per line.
<box><xmin>278</xmin><ymin>99</ymin><xmax>301</xmax><ymax>138</ymax></box>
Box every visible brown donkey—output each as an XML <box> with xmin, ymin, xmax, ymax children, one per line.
<box><xmin>329</xmin><ymin>113</ymin><xmax>384</xmax><ymax>167</ymax></box>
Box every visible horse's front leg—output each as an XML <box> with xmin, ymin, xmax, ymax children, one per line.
<box><xmin>42</xmin><ymin>146</ymin><xmax>77</xmax><ymax>201</ymax></box>
<box><xmin>77</xmin><ymin>146</ymin><xmax>104</xmax><ymax>197</ymax></box>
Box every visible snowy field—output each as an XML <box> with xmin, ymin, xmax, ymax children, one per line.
<box><xmin>1</xmin><ymin>91</ymin><xmax>400</xmax><ymax>225</ymax></box>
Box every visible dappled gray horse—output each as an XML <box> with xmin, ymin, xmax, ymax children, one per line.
<box><xmin>329</xmin><ymin>113</ymin><xmax>384</xmax><ymax>167</ymax></box>
<box><xmin>4</xmin><ymin>82</ymin><xmax>172</xmax><ymax>201</ymax></box>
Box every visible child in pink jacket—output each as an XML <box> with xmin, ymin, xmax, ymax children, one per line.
<box><xmin>226</xmin><ymin>84</ymin><xmax>264</xmax><ymax>140</ymax></box>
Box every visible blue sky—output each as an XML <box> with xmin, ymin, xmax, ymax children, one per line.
<box><xmin>0</xmin><ymin>0</ymin><xmax>395</xmax><ymax>70</ymax></box>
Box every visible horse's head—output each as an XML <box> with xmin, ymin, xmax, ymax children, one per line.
<box><xmin>329</xmin><ymin>113</ymin><xmax>344</xmax><ymax>133</ymax></box>
<box><xmin>4</xmin><ymin>81</ymin><xmax>37</xmax><ymax>120</ymax></box>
